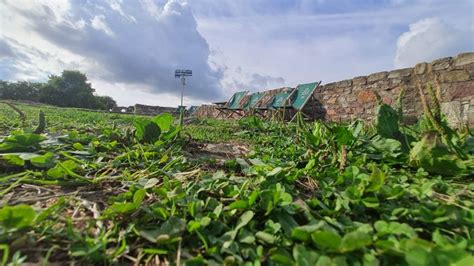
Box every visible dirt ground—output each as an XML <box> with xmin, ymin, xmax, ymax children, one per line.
<box><xmin>183</xmin><ymin>141</ymin><xmax>250</xmax><ymax>163</ymax></box>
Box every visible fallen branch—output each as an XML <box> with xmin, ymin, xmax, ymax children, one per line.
<box><xmin>2</xmin><ymin>101</ymin><xmax>26</xmax><ymax>126</ymax></box>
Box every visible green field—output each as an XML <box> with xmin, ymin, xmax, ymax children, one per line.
<box><xmin>0</xmin><ymin>100</ymin><xmax>473</xmax><ymax>265</ymax></box>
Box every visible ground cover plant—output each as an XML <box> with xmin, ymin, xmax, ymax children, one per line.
<box><xmin>0</xmin><ymin>94</ymin><xmax>473</xmax><ymax>265</ymax></box>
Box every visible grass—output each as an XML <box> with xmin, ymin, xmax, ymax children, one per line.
<box><xmin>0</xmin><ymin>100</ymin><xmax>473</xmax><ymax>265</ymax></box>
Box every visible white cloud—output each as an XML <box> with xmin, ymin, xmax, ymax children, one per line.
<box><xmin>0</xmin><ymin>0</ymin><xmax>472</xmax><ymax>106</ymax></box>
<box><xmin>91</xmin><ymin>15</ymin><xmax>115</xmax><ymax>36</ymax></box>
<box><xmin>0</xmin><ymin>0</ymin><xmax>225</xmax><ymax>106</ymax></box>
<box><xmin>394</xmin><ymin>18</ymin><xmax>474</xmax><ymax>68</ymax></box>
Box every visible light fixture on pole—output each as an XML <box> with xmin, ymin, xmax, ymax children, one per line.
<box><xmin>174</xmin><ymin>69</ymin><xmax>192</xmax><ymax>125</ymax></box>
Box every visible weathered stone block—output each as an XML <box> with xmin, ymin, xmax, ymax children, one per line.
<box><xmin>352</xmin><ymin>85</ymin><xmax>366</xmax><ymax>92</ymax></box>
<box><xmin>352</xmin><ymin>76</ymin><xmax>367</xmax><ymax>86</ymax></box>
<box><xmin>454</xmin><ymin>52</ymin><xmax>474</xmax><ymax>67</ymax></box>
<box><xmin>352</xmin><ymin>107</ymin><xmax>364</xmax><ymax>114</ymax></box>
<box><xmin>441</xmin><ymin>101</ymin><xmax>462</xmax><ymax>128</ymax></box>
<box><xmin>469</xmin><ymin>100</ymin><xmax>474</xmax><ymax>127</ymax></box>
<box><xmin>414</xmin><ymin>62</ymin><xmax>427</xmax><ymax>75</ymax></box>
<box><xmin>326</xmin><ymin>97</ymin><xmax>337</xmax><ymax>104</ymax></box>
<box><xmin>431</xmin><ymin>57</ymin><xmax>452</xmax><ymax>71</ymax></box>
<box><xmin>464</xmin><ymin>64</ymin><xmax>474</xmax><ymax>79</ymax></box>
<box><xmin>357</xmin><ymin>89</ymin><xmax>377</xmax><ymax>103</ymax></box>
<box><xmin>346</xmin><ymin>94</ymin><xmax>357</xmax><ymax>103</ymax></box>
<box><xmin>440</xmin><ymin>70</ymin><xmax>470</xmax><ymax>83</ymax></box>
<box><xmin>447</xmin><ymin>81</ymin><xmax>474</xmax><ymax>100</ymax></box>
<box><xmin>336</xmin><ymin>79</ymin><xmax>352</xmax><ymax>88</ymax></box>
<box><xmin>391</xmin><ymin>78</ymin><xmax>402</xmax><ymax>85</ymax></box>
<box><xmin>382</xmin><ymin>97</ymin><xmax>393</xmax><ymax>105</ymax></box>
<box><xmin>324</xmin><ymin>82</ymin><xmax>336</xmax><ymax>90</ymax></box>
<box><xmin>326</xmin><ymin>108</ymin><xmax>337</xmax><ymax>116</ymax></box>
<box><xmin>367</xmin><ymin>71</ymin><xmax>388</xmax><ymax>83</ymax></box>
<box><xmin>388</xmin><ymin>68</ymin><xmax>412</xmax><ymax>79</ymax></box>
<box><xmin>461</xmin><ymin>101</ymin><xmax>469</xmax><ymax>124</ymax></box>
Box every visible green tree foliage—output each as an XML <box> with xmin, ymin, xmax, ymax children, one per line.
<box><xmin>0</xmin><ymin>70</ymin><xmax>117</xmax><ymax>110</ymax></box>
<box><xmin>39</xmin><ymin>70</ymin><xmax>97</xmax><ymax>108</ymax></box>
<box><xmin>0</xmin><ymin>81</ymin><xmax>42</xmax><ymax>101</ymax></box>
<box><xmin>94</xmin><ymin>95</ymin><xmax>117</xmax><ymax>110</ymax></box>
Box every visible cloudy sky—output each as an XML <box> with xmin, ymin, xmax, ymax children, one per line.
<box><xmin>0</xmin><ymin>0</ymin><xmax>473</xmax><ymax>107</ymax></box>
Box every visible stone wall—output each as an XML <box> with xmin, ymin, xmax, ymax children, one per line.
<box><xmin>134</xmin><ymin>104</ymin><xmax>179</xmax><ymax>116</ymax></box>
<box><xmin>111</xmin><ymin>106</ymin><xmax>134</xmax><ymax>113</ymax></box>
<box><xmin>314</xmin><ymin>52</ymin><xmax>474</xmax><ymax>126</ymax></box>
<box><xmin>195</xmin><ymin>52</ymin><xmax>474</xmax><ymax>127</ymax></box>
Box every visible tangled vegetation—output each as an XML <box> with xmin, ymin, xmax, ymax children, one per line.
<box><xmin>0</xmin><ymin>96</ymin><xmax>473</xmax><ymax>265</ymax></box>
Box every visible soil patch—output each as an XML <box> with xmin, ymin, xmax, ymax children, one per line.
<box><xmin>184</xmin><ymin>141</ymin><xmax>250</xmax><ymax>165</ymax></box>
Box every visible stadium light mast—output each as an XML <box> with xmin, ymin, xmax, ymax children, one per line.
<box><xmin>174</xmin><ymin>69</ymin><xmax>192</xmax><ymax>126</ymax></box>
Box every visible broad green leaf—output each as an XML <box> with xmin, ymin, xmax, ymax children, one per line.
<box><xmin>134</xmin><ymin>119</ymin><xmax>161</xmax><ymax>143</ymax></box>
<box><xmin>340</xmin><ymin>229</ymin><xmax>372</xmax><ymax>252</ymax></box>
<box><xmin>133</xmin><ymin>189</ymin><xmax>146</xmax><ymax>205</ymax></box>
<box><xmin>376</xmin><ymin>104</ymin><xmax>401</xmax><ymax>140</ymax></box>
<box><xmin>0</xmin><ymin>131</ymin><xmax>45</xmax><ymax>152</ymax></box>
<box><xmin>239</xmin><ymin>231</ymin><xmax>256</xmax><ymax>244</ymax></box>
<box><xmin>375</xmin><ymin>221</ymin><xmax>416</xmax><ymax>237</ymax></box>
<box><xmin>366</xmin><ymin>167</ymin><xmax>385</xmax><ymax>192</ymax></box>
<box><xmin>143</xmin><ymin>178</ymin><xmax>160</xmax><ymax>189</ymax></box>
<box><xmin>311</xmin><ymin>230</ymin><xmax>342</xmax><ymax>249</ymax></box>
<box><xmin>108</xmin><ymin>202</ymin><xmax>138</xmax><ymax>214</ymax></box>
<box><xmin>236</xmin><ymin>210</ymin><xmax>254</xmax><ymax>230</ymax></box>
<box><xmin>404</xmin><ymin>238</ymin><xmax>432</xmax><ymax>266</ymax></box>
<box><xmin>293</xmin><ymin>244</ymin><xmax>319</xmax><ymax>266</ymax></box>
<box><xmin>409</xmin><ymin>132</ymin><xmax>466</xmax><ymax>176</ymax></box>
<box><xmin>73</xmin><ymin>142</ymin><xmax>83</xmax><ymax>150</ymax></box>
<box><xmin>139</xmin><ymin>216</ymin><xmax>185</xmax><ymax>243</ymax></box>
<box><xmin>270</xmin><ymin>249</ymin><xmax>294</xmax><ymax>265</ymax></box>
<box><xmin>47</xmin><ymin>160</ymin><xmax>79</xmax><ymax>178</ymax></box>
<box><xmin>30</xmin><ymin>152</ymin><xmax>55</xmax><ymax>168</ymax></box>
<box><xmin>227</xmin><ymin>200</ymin><xmax>248</xmax><ymax>210</ymax></box>
<box><xmin>267</xmin><ymin>167</ymin><xmax>283</xmax><ymax>176</ymax></box>
<box><xmin>152</xmin><ymin>113</ymin><xmax>173</xmax><ymax>132</ymax></box>
<box><xmin>292</xmin><ymin>223</ymin><xmax>323</xmax><ymax>242</ymax></box>
<box><xmin>248</xmin><ymin>190</ymin><xmax>259</xmax><ymax>206</ymax></box>
<box><xmin>0</xmin><ymin>154</ymin><xmax>24</xmax><ymax>166</ymax></box>
<box><xmin>0</xmin><ymin>204</ymin><xmax>36</xmax><ymax>230</ymax></box>
<box><xmin>334</xmin><ymin>126</ymin><xmax>354</xmax><ymax>147</ymax></box>
<box><xmin>255</xmin><ymin>231</ymin><xmax>276</xmax><ymax>244</ymax></box>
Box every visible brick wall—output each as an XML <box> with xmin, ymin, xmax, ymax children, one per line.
<box><xmin>195</xmin><ymin>52</ymin><xmax>474</xmax><ymax>127</ymax></box>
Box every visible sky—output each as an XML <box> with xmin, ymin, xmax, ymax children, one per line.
<box><xmin>0</xmin><ymin>0</ymin><xmax>473</xmax><ymax>107</ymax></box>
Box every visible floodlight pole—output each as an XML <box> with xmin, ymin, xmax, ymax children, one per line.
<box><xmin>180</xmin><ymin>76</ymin><xmax>185</xmax><ymax>108</ymax></box>
<box><xmin>175</xmin><ymin>69</ymin><xmax>192</xmax><ymax>127</ymax></box>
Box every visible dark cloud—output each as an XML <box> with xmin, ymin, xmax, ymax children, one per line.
<box><xmin>221</xmin><ymin>67</ymin><xmax>285</xmax><ymax>94</ymax></box>
<box><xmin>4</xmin><ymin>0</ymin><xmax>224</xmax><ymax>101</ymax></box>
<box><xmin>249</xmin><ymin>73</ymin><xmax>285</xmax><ymax>88</ymax></box>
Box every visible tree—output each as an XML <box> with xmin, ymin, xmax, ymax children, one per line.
<box><xmin>95</xmin><ymin>95</ymin><xmax>117</xmax><ymax>110</ymax></box>
<box><xmin>39</xmin><ymin>70</ymin><xmax>97</xmax><ymax>109</ymax></box>
<box><xmin>1</xmin><ymin>70</ymin><xmax>118</xmax><ymax>110</ymax></box>
<box><xmin>0</xmin><ymin>81</ymin><xmax>42</xmax><ymax>101</ymax></box>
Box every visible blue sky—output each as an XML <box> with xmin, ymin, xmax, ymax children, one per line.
<box><xmin>0</xmin><ymin>0</ymin><xmax>473</xmax><ymax>106</ymax></box>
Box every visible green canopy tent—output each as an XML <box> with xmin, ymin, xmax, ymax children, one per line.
<box><xmin>277</xmin><ymin>81</ymin><xmax>322</xmax><ymax>121</ymax></box>
<box><xmin>214</xmin><ymin>91</ymin><xmax>248</xmax><ymax>118</ymax></box>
